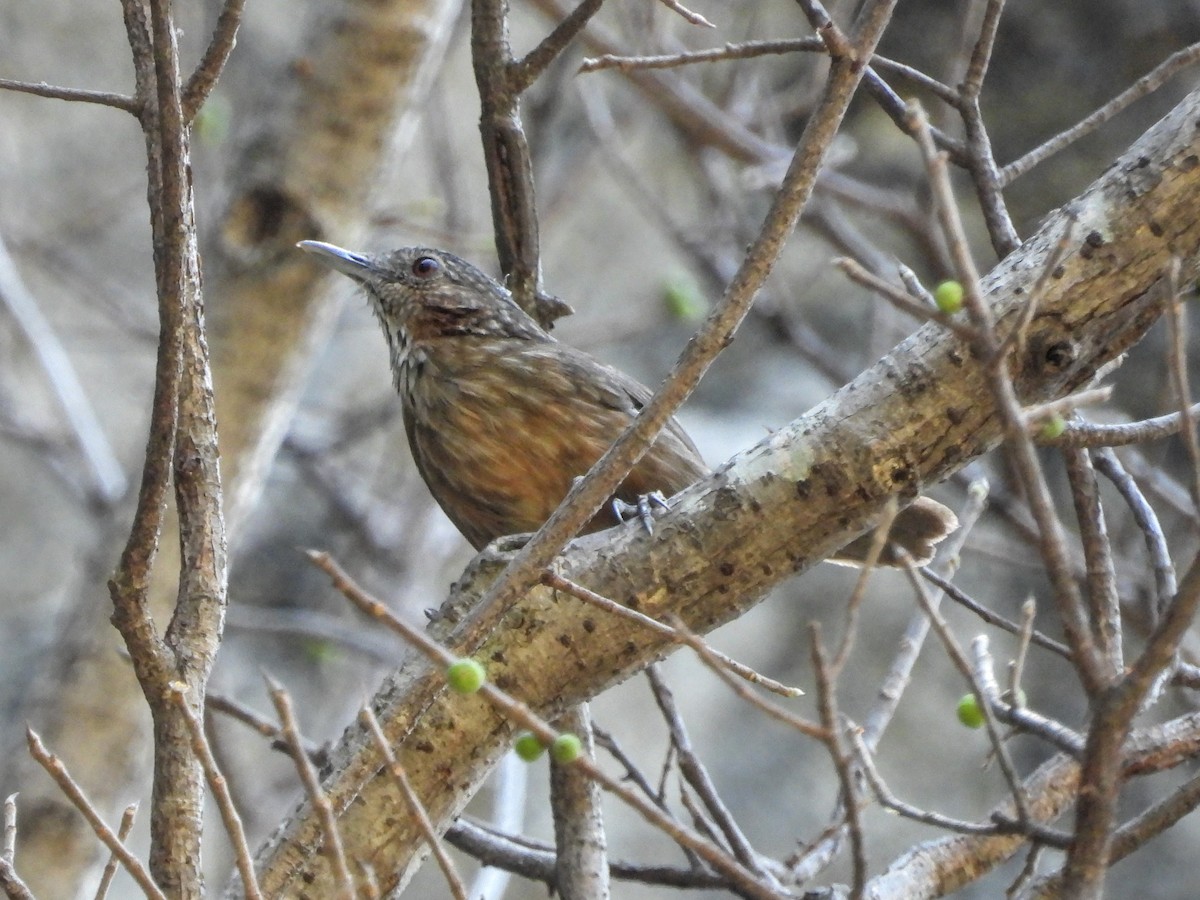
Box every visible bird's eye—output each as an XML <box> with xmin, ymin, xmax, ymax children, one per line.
<box><xmin>412</xmin><ymin>256</ymin><xmax>440</xmax><ymax>278</ymax></box>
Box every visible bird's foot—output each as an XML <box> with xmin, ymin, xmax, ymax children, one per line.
<box><xmin>612</xmin><ymin>491</ymin><xmax>670</xmax><ymax>535</ymax></box>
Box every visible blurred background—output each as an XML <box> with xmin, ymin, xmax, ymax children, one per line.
<box><xmin>3</xmin><ymin>0</ymin><xmax>1200</xmax><ymax>896</ymax></box>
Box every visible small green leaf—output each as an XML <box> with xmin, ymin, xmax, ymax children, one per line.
<box><xmin>662</xmin><ymin>274</ymin><xmax>708</xmax><ymax>322</ymax></box>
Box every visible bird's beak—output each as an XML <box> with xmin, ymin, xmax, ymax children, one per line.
<box><xmin>297</xmin><ymin>240</ymin><xmax>380</xmax><ymax>281</ymax></box>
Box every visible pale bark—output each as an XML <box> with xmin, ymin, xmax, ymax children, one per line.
<box><xmin>242</xmin><ymin>85</ymin><xmax>1200</xmax><ymax>900</ymax></box>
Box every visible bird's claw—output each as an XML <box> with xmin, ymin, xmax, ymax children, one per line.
<box><xmin>612</xmin><ymin>491</ymin><xmax>669</xmax><ymax>535</ymax></box>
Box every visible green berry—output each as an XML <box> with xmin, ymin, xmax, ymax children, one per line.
<box><xmin>445</xmin><ymin>658</ymin><xmax>486</xmax><ymax>694</ymax></box>
<box><xmin>514</xmin><ymin>731</ymin><xmax>545</xmax><ymax>762</ymax></box>
<box><xmin>1039</xmin><ymin>414</ymin><xmax>1067</xmax><ymax>440</ymax></box>
<box><xmin>550</xmin><ymin>733</ymin><xmax>583</xmax><ymax>764</ymax></box>
<box><xmin>934</xmin><ymin>280</ymin><xmax>964</xmax><ymax>314</ymax></box>
<box><xmin>956</xmin><ymin>693</ymin><xmax>985</xmax><ymax>729</ymax></box>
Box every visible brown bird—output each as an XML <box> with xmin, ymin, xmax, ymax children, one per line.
<box><xmin>298</xmin><ymin>241</ymin><xmax>957</xmax><ymax>563</ymax></box>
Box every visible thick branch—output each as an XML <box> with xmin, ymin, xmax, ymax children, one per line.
<box><xmin>242</xmin><ymin>89</ymin><xmax>1200</xmax><ymax>898</ymax></box>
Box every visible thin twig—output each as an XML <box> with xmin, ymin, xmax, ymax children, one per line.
<box><xmin>910</xmin><ymin>101</ymin><xmax>1105</xmax><ymax>696</ymax></box>
<box><xmin>850</xmin><ymin>730</ymin><xmax>1000</xmax><ymax>836</ymax></box>
<box><xmin>541</xmin><ymin>572</ymin><xmax>803</xmax><ymax>697</ymax></box>
<box><xmin>581</xmin><ymin>39</ymin><xmax>823</xmax><ymax>73</ymax></box>
<box><xmin>997</xmin><ymin>212</ymin><xmax>1077</xmax><ymax>361</ymax></box>
<box><xmin>1092</xmin><ymin>448</ymin><xmax>1177</xmax><ymax>619</ymax></box>
<box><xmin>0</xmin><ymin>235</ymin><xmax>127</xmax><ymax>504</ymax></box>
<box><xmin>811</xmin><ymin>624</ymin><xmax>865</xmax><ymax>899</ymax></box>
<box><xmin>93</xmin><ymin>805</ymin><xmax>138</xmax><ymax>900</ymax></box>
<box><xmin>1108</xmin><ymin>767</ymin><xmax>1200</xmax><ymax>862</ymax></box>
<box><xmin>360</xmin><ymin>706</ymin><xmax>469</xmax><ymax>900</ymax></box>
<box><xmin>266</xmin><ymin>677</ymin><xmax>355</xmax><ymax>900</ymax></box>
<box><xmin>0</xmin><ymin>858</ymin><xmax>35</xmax><ymax>900</ymax></box>
<box><xmin>1045</xmin><ymin>404</ymin><xmax>1200</xmax><ymax>448</ymax></box>
<box><xmin>206</xmin><ymin>692</ymin><xmax>326</xmax><ymax>763</ymax></box>
<box><xmin>1023</xmin><ymin>388</ymin><xmax>1114</xmax><ymax>432</ymax></box>
<box><xmin>957</xmin><ymin>0</ymin><xmax>1019</xmax><ymax>254</ymax></box>
<box><xmin>663</xmin><ymin>616</ymin><xmax>827</xmax><ymax>741</ymax></box>
<box><xmin>904</xmin><ymin>568</ymin><xmax>1032</xmax><ymax>825</ymax></box>
<box><xmin>1009</xmin><ymin>599</ymin><xmax>1036</xmax><ymax>703</ymax></box>
<box><xmin>1</xmin><ymin>795</ymin><xmax>14</xmax><ymax>865</ymax></box>
<box><xmin>0</xmin><ymin>76</ymin><xmax>140</xmax><ymax>112</ymax></box>
<box><xmin>25</xmin><ymin>728</ymin><xmax>166</xmax><ymax>900</ymax></box>
<box><xmin>834</xmin><ymin>257</ymin><xmax>982</xmax><ymax>344</ymax></box>
<box><xmin>652</xmin><ymin>0</ymin><xmax>714</xmax><ymax>28</ymax></box>
<box><xmin>446</xmin><ymin>818</ymin><xmax>729</xmax><ymax>889</ymax></box>
<box><xmin>1002</xmin><ymin>41</ymin><xmax>1200</xmax><ymax>185</ymax></box>
<box><xmin>1063</xmin><ymin>446</ymin><xmax>1122</xmax><ymax>677</ymax></box>
<box><xmin>921</xmin><ymin>569</ymin><xmax>1071</xmax><ymax>659</ymax></box>
<box><xmin>646</xmin><ymin>667</ymin><xmax>764</xmax><ymax>876</ymax></box>
<box><xmin>169</xmin><ymin>686</ymin><xmax>262</xmax><ymax>899</ymax></box>
<box><xmin>181</xmin><ymin>0</ymin><xmax>246</xmax><ymax>120</ymax></box>
<box><xmin>1163</xmin><ymin>259</ymin><xmax>1200</xmax><ymax>512</ymax></box>
<box><xmin>510</xmin><ymin>0</ymin><xmax>606</xmax><ymax>94</ymax></box>
<box><xmin>830</xmin><ymin>498</ymin><xmax>896</xmax><ymax>674</ymax></box>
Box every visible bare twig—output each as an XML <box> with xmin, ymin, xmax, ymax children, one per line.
<box><xmin>1092</xmin><ymin>448</ymin><xmax>1177</xmax><ymax>618</ymax></box>
<box><xmin>811</xmin><ymin>625</ymin><xmax>865</xmax><ymax>898</ymax></box>
<box><xmin>446</xmin><ymin>817</ymin><xmax>729</xmax><ymax>889</ymax></box>
<box><xmin>646</xmin><ymin>667</ymin><xmax>763</xmax><ymax>877</ymax></box>
<box><xmin>830</xmin><ymin>498</ymin><xmax>896</xmax><ymax>674</ymax></box>
<box><xmin>1063</xmin><ymin>537</ymin><xmax>1200</xmax><ymax>892</ymax></box>
<box><xmin>0</xmin><ymin>858</ymin><xmax>35</xmax><ymax>900</ymax></box>
<box><xmin>267</xmin><ymin>677</ymin><xmax>355</xmax><ymax>900</ymax></box>
<box><xmin>834</xmin><ymin>256</ymin><xmax>982</xmax><ymax>343</ymax></box>
<box><xmin>1045</xmin><ymin>404</ymin><xmax>1200</xmax><ymax>448</ymax></box>
<box><xmin>921</xmin><ymin>569</ymin><xmax>1071</xmax><ymax>659</ymax></box>
<box><xmin>1010</xmin><ymin>599</ymin><xmax>1036</xmax><ymax>703</ymax></box>
<box><xmin>1163</xmin><ymin>259</ymin><xmax>1200</xmax><ymax>512</ymax></box>
<box><xmin>1063</xmin><ymin>446</ymin><xmax>1122</xmax><ymax>677</ymax></box>
<box><xmin>998</xmin><ymin>212</ymin><xmax>1077</xmax><ymax>360</ymax></box>
<box><xmin>906</xmin><ymin>567</ymin><xmax>1032</xmax><ymax>824</ymax></box>
<box><xmin>181</xmin><ymin>0</ymin><xmax>246</xmax><ymax>120</ymax></box>
<box><xmin>652</xmin><ymin>0</ymin><xmax>714</xmax><ymax>28</ymax></box>
<box><xmin>0</xmin><ymin>235</ymin><xmax>127</xmax><ymax>504</ymax></box>
<box><xmin>26</xmin><ymin>728</ymin><xmax>165</xmax><ymax>900</ymax></box>
<box><xmin>0</xmin><ymin>76</ymin><xmax>139</xmax><ymax>112</ymax></box>
<box><xmin>1002</xmin><ymin>41</ymin><xmax>1200</xmax><ymax>185</ymax></box>
<box><xmin>542</xmin><ymin>572</ymin><xmax>803</xmax><ymax>697</ymax></box>
<box><xmin>1</xmin><ymin>795</ymin><xmax>13</xmax><ymax>865</ymax></box>
<box><xmin>93</xmin><ymin>805</ymin><xmax>138</xmax><ymax>900</ymax></box>
<box><xmin>510</xmin><ymin>0</ymin><xmax>606</xmax><ymax>94</ymax></box>
<box><xmin>360</xmin><ymin>706</ymin><xmax>468</xmax><ymax>900</ymax></box>
<box><xmin>581</xmin><ymin>39</ymin><xmax>821</xmax><ymax>73</ymax></box>
<box><xmin>851</xmin><ymin>730</ymin><xmax>999</xmax><ymax>836</ymax></box>
<box><xmin>1023</xmin><ymin>388</ymin><xmax>1114</xmax><ymax>431</ymax></box>
<box><xmin>169</xmin><ymin>686</ymin><xmax>262</xmax><ymax>899</ymax></box>
<box><xmin>206</xmin><ymin>692</ymin><xmax>326</xmax><ymax>763</ymax></box>
<box><xmin>910</xmin><ymin>101</ymin><xmax>1105</xmax><ymax>696</ymax></box>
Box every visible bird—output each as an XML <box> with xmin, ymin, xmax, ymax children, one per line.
<box><xmin>297</xmin><ymin>240</ymin><xmax>957</xmax><ymax>564</ymax></box>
